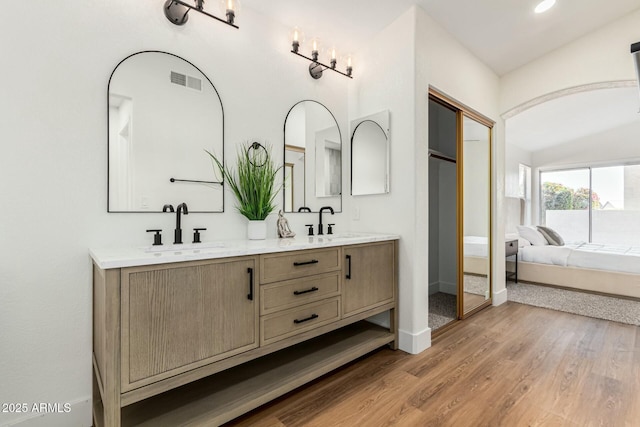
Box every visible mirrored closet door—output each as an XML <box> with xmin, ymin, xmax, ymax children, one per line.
<box><xmin>428</xmin><ymin>89</ymin><xmax>493</xmax><ymax>334</ymax></box>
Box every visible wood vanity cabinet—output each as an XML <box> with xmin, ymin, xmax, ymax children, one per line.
<box><xmin>92</xmin><ymin>240</ymin><xmax>398</xmax><ymax>427</ymax></box>
<box><xmin>343</xmin><ymin>241</ymin><xmax>396</xmax><ymax>317</ymax></box>
<box><xmin>120</xmin><ymin>257</ymin><xmax>258</xmax><ymax>392</ymax></box>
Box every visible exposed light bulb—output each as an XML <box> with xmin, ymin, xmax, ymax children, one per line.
<box><xmin>293</xmin><ymin>29</ymin><xmax>299</xmax><ymax>42</ymax></box>
<box><xmin>534</xmin><ymin>0</ymin><xmax>556</xmax><ymax>14</ymax></box>
<box><xmin>224</xmin><ymin>0</ymin><xmax>237</xmax><ymax>24</ymax></box>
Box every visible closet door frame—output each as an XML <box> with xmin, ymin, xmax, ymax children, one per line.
<box><xmin>429</xmin><ymin>87</ymin><xmax>494</xmax><ymax>320</ymax></box>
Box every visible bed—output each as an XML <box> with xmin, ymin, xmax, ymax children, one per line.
<box><xmin>506</xmin><ymin>197</ymin><xmax>640</xmax><ymax>299</ymax></box>
<box><xmin>464</xmin><ymin>235</ymin><xmax>489</xmax><ymax>276</ymax></box>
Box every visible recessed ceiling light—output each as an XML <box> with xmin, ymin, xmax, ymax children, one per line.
<box><xmin>535</xmin><ymin>0</ymin><xmax>556</xmax><ymax>14</ymax></box>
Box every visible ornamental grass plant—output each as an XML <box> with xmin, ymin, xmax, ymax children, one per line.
<box><xmin>206</xmin><ymin>142</ymin><xmax>281</xmax><ymax>221</ymax></box>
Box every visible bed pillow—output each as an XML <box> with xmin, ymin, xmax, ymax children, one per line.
<box><xmin>516</xmin><ymin>225</ymin><xmax>548</xmax><ymax>246</ymax></box>
<box><xmin>518</xmin><ymin>237</ymin><xmax>532</xmax><ymax>247</ymax></box>
<box><xmin>537</xmin><ymin>225</ymin><xmax>565</xmax><ymax>246</ymax></box>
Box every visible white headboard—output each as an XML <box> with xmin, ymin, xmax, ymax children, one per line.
<box><xmin>505</xmin><ymin>197</ymin><xmax>525</xmax><ymax>234</ymax></box>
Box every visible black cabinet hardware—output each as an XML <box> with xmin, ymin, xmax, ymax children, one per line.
<box><xmin>293</xmin><ymin>287</ymin><xmax>319</xmax><ymax>295</ymax></box>
<box><xmin>293</xmin><ymin>259</ymin><xmax>319</xmax><ymax>266</ymax></box>
<box><xmin>346</xmin><ymin>254</ymin><xmax>352</xmax><ymax>279</ymax></box>
<box><xmin>293</xmin><ymin>314</ymin><xmax>319</xmax><ymax>324</ymax></box>
<box><xmin>247</xmin><ymin>267</ymin><xmax>254</xmax><ymax>300</ymax></box>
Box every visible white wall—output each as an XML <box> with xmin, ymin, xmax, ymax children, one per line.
<box><xmin>0</xmin><ymin>2</ymin><xmax>349</xmax><ymax>425</ymax></box>
<box><xmin>347</xmin><ymin>7</ymin><xmax>422</xmax><ymax>351</ymax></box>
<box><xmin>505</xmin><ymin>144</ymin><xmax>532</xmax><ymax>198</ymax></box>
<box><xmin>348</xmin><ymin>5</ymin><xmax>501</xmax><ymax>354</ymax></box>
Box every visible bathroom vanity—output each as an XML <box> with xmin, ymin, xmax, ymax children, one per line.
<box><xmin>91</xmin><ymin>233</ymin><xmax>398</xmax><ymax>426</ymax></box>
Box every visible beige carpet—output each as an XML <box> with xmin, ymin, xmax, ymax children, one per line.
<box><xmin>507</xmin><ymin>281</ymin><xmax>640</xmax><ymax>326</ymax></box>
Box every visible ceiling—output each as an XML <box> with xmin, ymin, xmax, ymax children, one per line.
<box><xmin>241</xmin><ymin>0</ymin><xmax>640</xmax><ymax>76</ymax></box>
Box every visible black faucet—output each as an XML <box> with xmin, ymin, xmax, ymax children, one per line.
<box><xmin>318</xmin><ymin>206</ymin><xmax>334</xmax><ymax>235</ymax></box>
<box><xmin>297</xmin><ymin>206</ymin><xmax>311</xmax><ymax>212</ymax></box>
<box><xmin>174</xmin><ymin>203</ymin><xmax>189</xmax><ymax>244</ymax></box>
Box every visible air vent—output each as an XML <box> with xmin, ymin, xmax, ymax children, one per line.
<box><xmin>170</xmin><ymin>71</ymin><xmax>202</xmax><ymax>92</ymax></box>
<box><xmin>186</xmin><ymin>76</ymin><xmax>202</xmax><ymax>91</ymax></box>
<box><xmin>170</xmin><ymin>71</ymin><xmax>187</xmax><ymax>86</ymax></box>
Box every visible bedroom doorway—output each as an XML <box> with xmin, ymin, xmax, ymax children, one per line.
<box><xmin>428</xmin><ymin>88</ymin><xmax>493</xmax><ymax>335</ymax></box>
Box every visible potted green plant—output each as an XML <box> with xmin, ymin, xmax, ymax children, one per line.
<box><xmin>207</xmin><ymin>142</ymin><xmax>281</xmax><ymax>239</ymax></box>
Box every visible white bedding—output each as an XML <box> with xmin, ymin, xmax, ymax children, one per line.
<box><xmin>519</xmin><ymin>242</ymin><xmax>640</xmax><ymax>274</ymax></box>
<box><xmin>464</xmin><ymin>236</ymin><xmax>488</xmax><ymax>258</ymax></box>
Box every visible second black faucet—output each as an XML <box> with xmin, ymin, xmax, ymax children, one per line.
<box><xmin>173</xmin><ymin>202</ymin><xmax>189</xmax><ymax>244</ymax></box>
<box><xmin>318</xmin><ymin>206</ymin><xmax>334</xmax><ymax>235</ymax></box>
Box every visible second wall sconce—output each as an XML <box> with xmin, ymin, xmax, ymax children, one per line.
<box><xmin>164</xmin><ymin>0</ymin><xmax>239</xmax><ymax>28</ymax></box>
<box><xmin>290</xmin><ymin>28</ymin><xmax>353</xmax><ymax>79</ymax></box>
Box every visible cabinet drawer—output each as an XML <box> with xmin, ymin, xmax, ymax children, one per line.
<box><xmin>260</xmin><ymin>248</ymin><xmax>341</xmax><ymax>284</ymax></box>
<box><xmin>260</xmin><ymin>272</ymin><xmax>340</xmax><ymax>315</ymax></box>
<box><xmin>261</xmin><ymin>297</ymin><xmax>340</xmax><ymax>345</ymax></box>
<box><xmin>505</xmin><ymin>240</ymin><xmax>518</xmax><ymax>257</ymax></box>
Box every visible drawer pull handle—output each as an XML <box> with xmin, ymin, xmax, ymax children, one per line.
<box><xmin>247</xmin><ymin>267</ymin><xmax>254</xmax><ymax>301</ymax></box>
<box><xmin>293</xmin><ymin>286</ymin><xmax>319</xmax><ymax>296</ymax></box>
<box><xmin>346</xmin><ymin>254</ymin><xmax>352</xmax><ymax>279</ymax></box>
<box><xmin>293</xmin><ymin>259</ymin><xmax>319</xmax><ymax>266</ymax></box>
<box><xmin>294</xmin><ymin>313</ymin><xmax>319</xmax><ymax>324</ymax></box>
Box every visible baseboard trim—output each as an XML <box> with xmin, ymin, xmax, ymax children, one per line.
<box><xmin>398</xmin><ymin>326</ymin><xmax>431</xmax><ymax>354</ymax></box>
<box><xmin>5</xmin><ymin>397</ymin><xmax>91</xmax><ymax>427</ymax></box>
<box><xmin>493</xmin><ymin>287</ymin><xmax>508</xmax><ymax>306</ymax></box>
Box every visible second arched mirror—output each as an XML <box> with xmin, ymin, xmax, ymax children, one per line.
<box><xmin>283</xmin><ymin>100</ymin><xmax>342</xmax><ymax>213</ymax></box>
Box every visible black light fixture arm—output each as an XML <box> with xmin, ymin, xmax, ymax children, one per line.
<box><xmin>164</xmin><ymin>0</ymin><xmax>239</xmax><ymax>29</ymax></box>
<box><xmin>291</xmin><ymin>50</ymin><xmax>353</xmax><ymax>79</ymax></box>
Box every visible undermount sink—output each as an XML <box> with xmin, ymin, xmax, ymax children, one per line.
<box><xmin>145</xmin><ymin>241</ymin><xmax>226</xmax><ymax>253</ymax></box>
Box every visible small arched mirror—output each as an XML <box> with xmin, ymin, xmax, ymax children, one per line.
<box><xmin>350</xmin><ymin>110</ymin><xmax>390</xmax><ymax>196</ymax></box>
<box><xmin>283</xmin><ymin>100</ymin><xmax>342</xmax><ymax>213</ymax></box>
<box><xmin>108</xmin><ymin>51</ymin><xmax>224</xmax><ymax>212</ymax></box>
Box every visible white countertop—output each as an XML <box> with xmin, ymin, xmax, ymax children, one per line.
<box><xmin>90</xmin><ymin>232</ymin><xmax>399</xmax><ymax>269</ymax></box>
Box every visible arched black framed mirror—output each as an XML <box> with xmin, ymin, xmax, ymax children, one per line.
<box><xmin>283</xmin><ymin>100</ymin><xmax>342</xmax><ymax>213</ymax></box>
<box><xmin>108</xmin><ymin>51</ymin><xmax>224</xmax><ymax>212</ymax></box>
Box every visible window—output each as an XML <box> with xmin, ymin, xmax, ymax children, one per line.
<box><xmin>540</xmin><ymin>164</ymin><xmax>640</xmax><ymax>244</ymax></box>
<box><xmin>518</xmin><ymin>164</ymin><xmax>531</xmax><ymax>225</ymax></box>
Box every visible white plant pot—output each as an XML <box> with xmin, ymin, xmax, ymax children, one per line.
<box><xmin>247</xmin><ymin>220</ymin><xmax>267</xmax><ymax>240</ymax></box>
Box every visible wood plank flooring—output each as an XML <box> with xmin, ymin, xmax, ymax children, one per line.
<box><xmin>227</xmin><ymin>302</ymin><xmax>640</xmax><ymax>426</ymax></box>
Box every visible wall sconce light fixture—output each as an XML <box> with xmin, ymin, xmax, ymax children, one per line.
<box><xmin>164</xmin><ymin>0</ymin><xmax>239</xmax><ymax>29</ymax></box>
<box><xmin>291</xmin><ymin>29</ymin><xmax>353</xmax><ymax>79</ymax></box>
